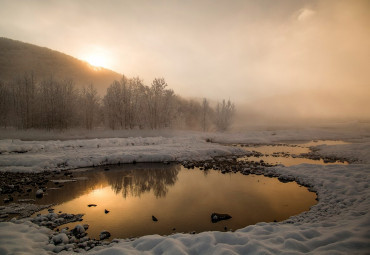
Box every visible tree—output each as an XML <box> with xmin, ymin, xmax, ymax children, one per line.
<box><xmin>103</xmin><ymin>75</ymin><xmax>133</xmax><ymax>129</ymax></box>
<box><xmin>214</xmin><ymin>99</ymin><xmax>235</xmax><ymax>131</ymax></box>
<box><xmin>37</xmin><ymin>77</ymin><xmax>78</xmax><ymax>130</ymax></box>
<box><xmin>128</xmin><ymin>77</ymin><xmax>147</xmax><ymax>128</ymax></box>
<box><xmin>80</xmin><ymin>84</ymin><xmax>100</xmax><ymax>129</ymax></box>
<box><xmin>201</xmin><ymin>98</ymin><xmax>211</xmax><ymax>132</ymax></box>
<box><xmin>12</xmin><ymin>73</ymin><xmax>36</xmax><ymax>129</ymax></box>
<box><xmin>147</xmin><ymin>78</ymin><xmax>172</xmax><ymax>129</ymax></box>
<box><xmin>0</xmin><ymin>81</ymin><xmax>12</xmax><ymax>128</ymax></box>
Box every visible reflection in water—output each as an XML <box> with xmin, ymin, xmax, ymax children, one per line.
<box><xmin>35</xmin><ymin>164</ymin><xmax>316</xmax><ymax>240</ymax></box>
<box><xmin>107</xmin><ymin>164</ymin><xmax>180</xmax><ymax>198</ymax></box>
<box><xmin>22</xmin><ymin>163</ymin><xmax>180</xmax><ymax>207</ymax></box>
<box><xmin>238</xmin><ymin>140</ymin><xmax>348</xmax><ymax>166</ymax></box>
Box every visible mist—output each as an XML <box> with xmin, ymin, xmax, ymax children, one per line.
<box><xmin>0</xmin><ymin>0</ymin><xmax>369</xmax><ymax>126</ymax></box>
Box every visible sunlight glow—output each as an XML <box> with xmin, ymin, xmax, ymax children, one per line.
<box><xmin>91</xmin><ymin>187</ymin><xmax>106</xmax><ymax>197</ymax></box>
<box><xmin>85</xmin><ymin>54</ymin><xmax>108</xmax><ymax>68</ymax></box>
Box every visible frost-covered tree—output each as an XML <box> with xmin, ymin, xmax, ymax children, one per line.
<box><xmin>103</xmin><ymin>75</ymin><xmax>143</xmax><ymax>129</ymax></box>
<box><xmin>12</xmin><ymin>73</ymin><xmax>37</xmax><ymax>129</ymax></box>
<box><xmin>37</xmin><ymin>77</ymin><xmax>78</xmax><ymax>130</ymax></box>
<box><xmin>146</xmin><ymin>78</ymin><xmax>175</xmax><ymax>129</ymax></box>
<box><xmin>214</xmin><ymin>99</ymin><xmax>235</xmax><ymax>131</ymax></box>
<box><xmin>2</xmin><ymin>72</ymin><xmax>237</xmax><ymax>131</ymax></box>
<box><xmin>80</xmin><ymin>84</ymin><xmax>100</xmax><ymax>129</ymax></box>
<box><xmin>0</xmin><ymin>81</ymin><xmax>12</xmax><ymax>128</ymax></box>
<box><xmin>201</xmin><ymin>98</ymin><xmax>211</xmax><ymax>132</ymax></box>
<box><xmin>103</xmin><ymin>80</ymin><xmax>121</xmax><ymax>129</ymax></box>
<box><xmin>126</xmin><ymin>77</ymin><xmax>149</xmax><ymax>129</ymax></box>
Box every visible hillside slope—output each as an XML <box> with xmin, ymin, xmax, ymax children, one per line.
<box><xmin>0</xmin><ymin>37</ymin><xmax>122</xmax><ymax>95</ymax></box>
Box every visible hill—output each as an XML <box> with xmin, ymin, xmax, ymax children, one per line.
<box><xmin>0</xmin><ymin>37</ymin><xmax>122</xmax><ymax>95</ymax></box>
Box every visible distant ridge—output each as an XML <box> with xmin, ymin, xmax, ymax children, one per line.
<box><xmin>0</xmin><ymin>37</ymin><xmax>122</xmax><ymax>95</ymax></box>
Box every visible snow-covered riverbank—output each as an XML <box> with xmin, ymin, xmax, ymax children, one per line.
<box><xmin>0</xmin><ymin>136</ymin><xmax>245</xmax><ymax>172</ymax></box>
<box><xmin>0</xmin><ymin>127</ymin><xmax>369</xmax><ymax>254</ymax></box>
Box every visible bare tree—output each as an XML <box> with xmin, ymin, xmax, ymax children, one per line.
<box><xmin>37</xmin><ymin>77</ymin><xmax>77</xmax><ymax>130</ymax></box>
<box><xmin>80</xmin><ymin>84</ymin><xmax>100</xmax><ymax>129</ymax></box>
<box><xmin>12</xmin><ymin>73</ymin><xmax>36</xmax><ymax>129</ymax></box>
<box><xmin>201</xmin><ymin>98</ymin><xmax>211</xmax><ymax>132</ymax></box>
<box><xmin>103</xmin><ymin>76</ymin><xmax>132</xmax><ymax>129</ymax></box>
<box><xmin>128</xmin><ymin>77</ymin><xmax>147</xmax><ymax>128</ymax></box>
<box><xmin>147</xmin><ymin>78</ymin><xmax>170</xmax><ymax>129</ymax></box>
<box><xmin>3</xmin><ymin>71</ymin><xmax>237</xmax><ymax>132</ymax></box>
<box><xmin>214</xmin><ymin>99</ymin><xmax>235</xmax><ymax>131</ymax></box>
<box><xmin>0</xmin><ymin>80</ymin><xmax>12</xmax><ymax>128</ymax></box>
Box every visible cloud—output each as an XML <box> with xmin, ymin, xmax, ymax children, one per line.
<box><xmin>297</xmin><ymin>8</ymin><xmax>315</xmax><ymax>21</ymax></box>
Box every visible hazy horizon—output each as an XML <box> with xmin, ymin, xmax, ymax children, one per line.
<box><xmin>1</xmin><ymin>0</ymin><xmax>369</xmax><ymax>123</ymax></box>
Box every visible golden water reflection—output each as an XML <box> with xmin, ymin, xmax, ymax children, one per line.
<box><xmin>238</xmin><ymin>140</ymin><xmax>349</xmax><ymax>166</ymax></box>
<box><xmin>37</xmin><ymin>164</ymin><xmax>316</xmax><ymax>240</ymax></box>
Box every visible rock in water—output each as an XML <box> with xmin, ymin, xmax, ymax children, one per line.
<box><xmin>211</xmin><ymin>213</ymin><xmax>232</xmax><ymax>223</ymax></box>
<box><xmin>72</xmin><ymin>224</ymin><xmax>85</xmax><ymax>238</ymax></box>
<box><xmin>152</xmin><ymin>215</ymin><xmax>158</xmax><ymax>222</ymax></box>
<box><xmin>99</xmin><ymin>230</ymin><xmax>111</xmax><ymax>240</ymax></box>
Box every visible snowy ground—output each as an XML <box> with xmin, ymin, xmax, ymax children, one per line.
<box><xmin>0</xmin><ymin>136</ymin><xmax>245</xmax><ymax>172</ymax></box>
<box><xmin>0</xmin><ymin>125</ymin><xmax>369</xmax><ymax>254</ymax></box>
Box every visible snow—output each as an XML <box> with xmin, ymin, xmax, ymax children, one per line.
<box><xmin>53</xmin><ymin>233</ymin><xmax>69</xmax><ymax>245</ymax></box>
<box><xmin>316</xmin><ymin>140</ymin><xmax>370</xmax><ymax>164</ymax></box>
<box><xmin>0</xmin><ymin>221</ymin><xmax>52</xmax><ymax>255</ymax></box>
<box><xmin>0</xmin><ymin>126</ymin><xmax>369</xmax><ymax>254</ymax></box>
<box><xmin>0</xmin><ymin>136</ymin><xmax>245</xmax><ymax>172</ymax></box>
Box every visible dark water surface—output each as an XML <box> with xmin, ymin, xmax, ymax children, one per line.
<box><xmin>36</xmin><ymin>163</ymin><xmax>317</xmax><ymax>239</ymax></box>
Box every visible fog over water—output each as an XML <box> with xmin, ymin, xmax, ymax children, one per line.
<box><xmin>0</xmin><ymin>0</ymin><xmax>369</xmax><ymax>124</ymax></box>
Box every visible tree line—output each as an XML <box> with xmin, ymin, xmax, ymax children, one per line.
<box><xmin>0</xmin><ymin>73</ymin><xmax>235</xmax><ymax>131</ymax></box>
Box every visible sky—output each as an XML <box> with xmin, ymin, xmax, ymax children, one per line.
<box><xmin>0</xmin><ymin>0</ymin><xmax>369</xmax><ymax>122</ymax></box>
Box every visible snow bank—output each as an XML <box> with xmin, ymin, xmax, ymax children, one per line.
<box><xmin>209</xmin><ymin>125</ymin><xmax>370</xmax><ymax>144</ymax></box>
<box><xmin>0</xmin><ymin>136</ymin><xmax>245</xmax><ymax>172</ymax></box>
<box><xmin>0</xmin><ymin>221</ymin><xmax>52</xmax><ymax>255</ymax></box>
<box><xmin>315</xmin><ymin>138</ymin><xmax>370</xmax><ymax>164</ymax></box>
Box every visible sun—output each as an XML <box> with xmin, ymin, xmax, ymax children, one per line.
<box><xmin>80</xmin><ymin>46</ymin><xmax>111</xmax><ymax>69</ymax></box>
<box><xmin>85</xmin><ymin>54</ymin><xmax>108</xmax><ymax>68</ymax></box>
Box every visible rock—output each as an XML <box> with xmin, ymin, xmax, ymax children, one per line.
<box><xmin>211</xmin><ymin>213</ymin><xmax>232</xmax><ymax>223</ymax></box>
<box><xmin>69</xmin><ymin>236</ymin><xmax>77</xmax><ymax>243</ymax></box>
<box><xmin>152</xmin><ymin>215</ymin><xmax>158</xmax><ymax>222</ymax></box>
<box><xmin>35</xmin><ymin>189</ymin><xmax>44</xmax><ymax>198</ymax></box>
<box><xmin>72</xmin><ymin>224</ymin><xmax>85</xmax><ymax>238</ymax></box>
<box><xmin>99</xmin><ymin>230</ymin><xmax>111</xmax><ymax>240</ymax></box>
<box><xmin>52</xmin><ymin>233</ymin><xmax>69</xmax><ymax>245</ymax></box>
